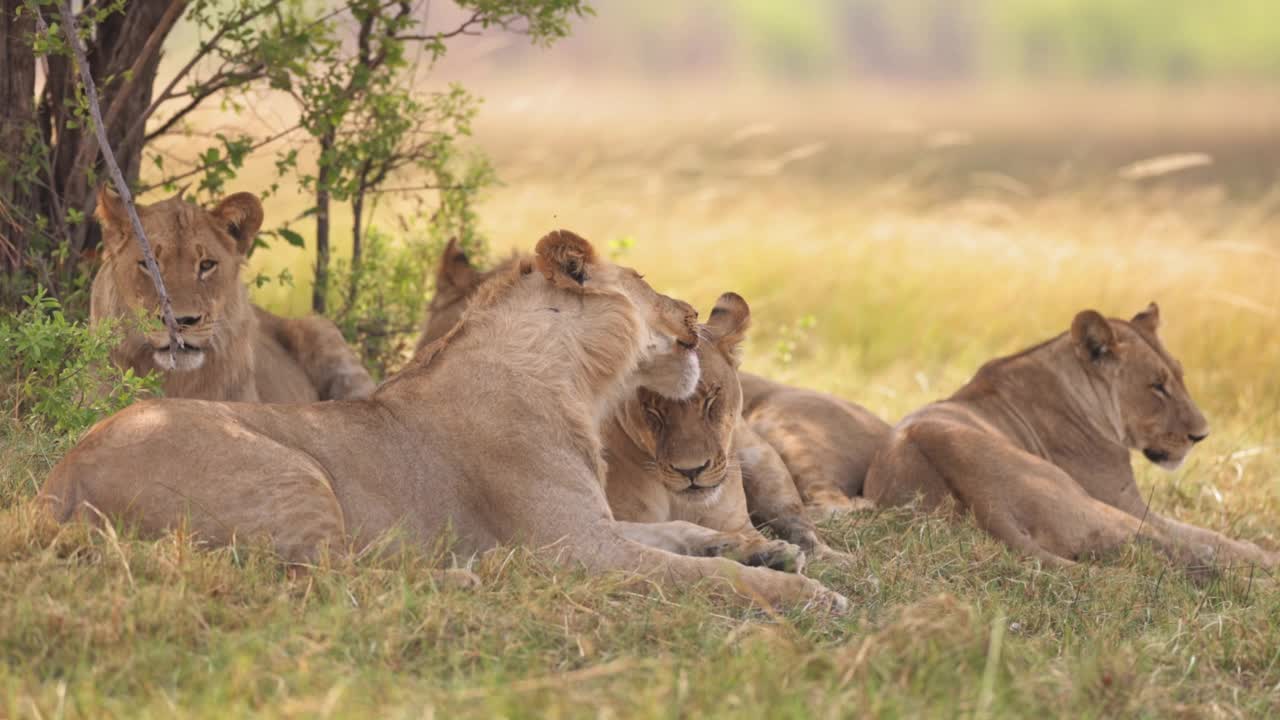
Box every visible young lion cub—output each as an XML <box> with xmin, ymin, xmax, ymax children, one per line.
<box><xmin>91</xmin><ymin>189</ymin><xmax>374</xmax><ymax>402</ymax></box>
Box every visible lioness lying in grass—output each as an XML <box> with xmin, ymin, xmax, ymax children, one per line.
<box><xmin>864</xmin><ymin>304</ymin><xmax>1278</xmax><ymax>572</ymax></box>
<box><xmin>604</xmin><ymin>292</ymin><xmax>830</xmax><ymax>571</ymax></box>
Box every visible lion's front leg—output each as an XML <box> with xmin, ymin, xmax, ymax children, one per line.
<box><xmin>1145</xmin><ymin>513</ymin><xmax>1279</xmax><ymax>570</ymax></box>
<box><xmin>736</xmin><ymin>423</ymin><xmax>857</xmax><ymax>561</ymax></box>
<box><xmin>612</xmin><ymin>520</ymin><xmax>805</xmax><ymax>573</ymax></box>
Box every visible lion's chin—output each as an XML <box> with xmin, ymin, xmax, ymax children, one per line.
<box><xmin>675</xmin><ymin>482</ymin><xmax>724</xmax><ymax>505</ymax></box>
<box><xmin>153</xmin><ymin>347</ymin><xmax>206</xmax><ymax>372</ymax></box>
<box><xmin>1142</xmin><ymin>447</ymin><xmax>1186</xmax><ymax>472</ymax></box>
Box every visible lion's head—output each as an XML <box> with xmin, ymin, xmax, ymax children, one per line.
<box><xmin>532</xmin><ymin>230</ymin><xmax>701</xmax><ymax>400</ymax></box>
<box><xmin>616</xmin><ymin>293</ymin><xmax>751</xmax><ymax>499</ymax></box>
<box><xmin>418</xmin><ymin>234</ymin><xmax>701</xmax><ymax>400</ymax></box>
<box><xmin>408</xmin><ymin>230</ymin><xmax>701</xmax><ymax>406</ymax></box>
<box><xmin>93</xmin><ymin>189</ymin><xmax>263</xmax><ymax>373</ymax></box>
<box><xmin>416</xmin><ymin>238</ymin><xmax>515</xmax><ymax>355</ymax></box>
<box><xmin>1071</xmin><ymin>303</ymin><xmax>1210</xmax><ymax>470</ymax></box>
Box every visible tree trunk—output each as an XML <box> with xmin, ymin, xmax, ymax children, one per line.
<box><xmin>40</xmin><ymin>0</ymin><xmax>175</xmax><ymax>266</ymax></box>
<box><xmin>0</xmin><ymin>0</ymin><xmax>37</xmax><ymax>274</ymax></box>
<box><xmin>311</xmin><ymin>130</ymin><xmax>335</xmax><ymax>314</ymax></box>
<box><xmin>1</xmin><ymin>0</ymin><xmax>181</xmax><ymax>307</ymax></box>
<box><xmin>347</xmin><ymin>186</ymin><xmax>364</xmax><ymax>310</ymax></box>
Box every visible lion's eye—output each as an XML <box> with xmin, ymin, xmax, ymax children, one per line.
<box><xmin>645</xmin><ymin>407</ymin><xmax>664</xmax><ymax>428</ymax></box>
<box><xmin>1151</xmin><ymin>382</ymin><xmax>1169</xmax><ymax>398</ymax></box>
<box><xmin>136</xmin><ymin>260</ymin><xmax>148</xmax><ymax>271</ymax></box>
<box><xmin>199</xmin><ymin>259</ymin><xmax>218</xmax><ymax>276</ymax></box>
<box><xmin>703</xmin><ymin>391</ymin><xmax>718</xmax><ymax>416</ymax></box>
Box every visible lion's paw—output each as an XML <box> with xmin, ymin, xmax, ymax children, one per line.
<box><xmin>739</xmin><ymin>539</ymin><xmax>806</xmax><ymax>574</ymax></box>
<box><xmin>431</xmin><ymin>568</ymin><xmax>482</xmax><ymax>589</ymax></box>
<box><xmin>806</xmin><ymin>585</ymin><xmax>850</xmax><ymax>615</ymax></box>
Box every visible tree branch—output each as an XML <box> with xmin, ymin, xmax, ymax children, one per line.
<box><xmin>137</xmin><ymin>124</ymin><xmax>301</xmax><ymax>193</ymax></box>
<box><xmin>101</xmin><ymin>0</ymin><xmax>188</xmax><ymax>135</ymax></box>
<box><xmin>42</xmin><ymin>0</ymin><xmax>183</xmax><ymax>360</ymax></box>
<box><xmin>119</xmin><ymin>1</ymin><xmax>275</xmax><ymax>152</ymax></box>
<box><xmin>395</xmin><ymin>10</ymin><xmax>484</xmax><ymax>41</ymax></box>
<box><xmin>142</xmin><ymin>64</ymin><xmax>266</xmax><ymax>143</ymax></box>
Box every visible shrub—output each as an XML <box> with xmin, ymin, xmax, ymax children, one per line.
<box><xmin>0</xmin><ymin>288</ymin><xmax>158</xmax><ymax>439</ymax></box>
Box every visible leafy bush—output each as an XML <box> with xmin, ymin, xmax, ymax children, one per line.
<box><xmin>327</xmin><ymin>227</ymin><xmax>486</xmax><ymax>380</ymax></box>
<box><xmin>0</xmin><ymin>288</ymin><xmax>158</xmax><ymax>439</ymax></box>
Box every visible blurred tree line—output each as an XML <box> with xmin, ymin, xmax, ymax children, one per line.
<box><xmin>544</xmin><ymin>0</ymin><xmax>1280</xmax><ymax>83</ymax></box>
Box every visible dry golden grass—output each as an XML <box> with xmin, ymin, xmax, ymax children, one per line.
<box><xmin>5</xmin><ymin>83</ymin><xmax>1280</xmax><ymax>716</ymax></box>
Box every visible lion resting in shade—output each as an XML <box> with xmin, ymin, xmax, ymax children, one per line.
<box><xmin>92</xmin><ymin>189</ymin><xmax>374</xmax><ymax>402</ymax></box>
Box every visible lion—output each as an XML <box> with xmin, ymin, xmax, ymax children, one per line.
<box><xmin>604</xmin><ymin>292</ymin><xmax>832</xmax><ymax>571</ymax></box>
<box><xmin>419</xmin><ymin>240</ymin><xmax>892</xmax><ymax>526</ymax></box>
<box><xmin>863</xmin><ymin>304</ymin><xmax>1278</xmax><ymax>571</ymax></box>
<box><xmin>419</xmin><ymin>244</ymin><xmax>836</xmax><ymax>562</ymax></box>
<box><xmin>41</xmin><ymin>230</ymin><xmax>848</xmax><ymax>613</ymax></box>
<box><xmin>91</xmin><ymin>189</ymin><xmax>375</xmax><ymax>402</ymax></box>
<box><xmin>739</xmin><ymin>373</ymin><xmax>892</xmax><ymax>519</ymax></box>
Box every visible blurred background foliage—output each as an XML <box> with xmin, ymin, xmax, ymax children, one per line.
<box><xmin>504</xmin><ymin>0</ymin><xmax>1280</xmax><ymax>84</ymax></box>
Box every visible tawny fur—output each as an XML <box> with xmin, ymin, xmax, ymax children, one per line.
<box><xmin>604</xmin><ymin>293</ymin><xmax>826</xmax><ymax>573</ymax></box>
<box><xmin>42</xmin><ymin>230</ymin><xmax>848</xmax><ymax>613</ymax></box>
<box><xmin>863</xmin><ymin>304</ymin><xmax>1279</xmax><ymax>573</ymax></box>
<box><xmin>738</xmin><ymin>374</ymin><xmax>892</xmax><ymax>519</ymax></box>
<box><xmin>91</xmin><ymin>189</ymin><xmax>374</xmax><ymax>402</ymax></box>
<box><xmin>418</xmin><ymin>247</ymin><xmax>834</xmax><ymax>565</ymax></box>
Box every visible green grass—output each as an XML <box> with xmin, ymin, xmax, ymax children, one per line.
<box><xmin>5</xmin><ymin>85</ymin><xmax>1280</xmax><ymax>716</ymax></box>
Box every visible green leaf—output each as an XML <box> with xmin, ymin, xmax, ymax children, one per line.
<box><xmin>278</xmin><ymin>228</ymin><xmax>305</xmax><ymax>248</ymax></box>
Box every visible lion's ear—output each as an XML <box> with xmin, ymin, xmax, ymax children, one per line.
<box><xmin>210</xmin><ymin>192</ymin><xmax>264</xmax><ymax>256</ymax></box>
<box><xmin>95</xmin><ymin>186</ymin><xmax>131</xmax><ymax>250</ymax></box>
<box><xmin>1071</xmin><ymin>309</ymin><xmax>1117</xmax><ymax>363</ymax></box>
<box><xmin>437</xmin><ymin>237</ymin><xmax>478</xmax><ymax>291</ymax></box>
<box><xmin>534</xmin><ymin>229</ymin><xmax>595</xmax><ymax>287</ymax></box>
<box><xmin>1131</xmin><ymin>301</ymin><xmax>1160</xmax><ymax>335</ymax></box>
<box><xmin>706</xmin><ymin>292</ymin><xmax>751</xmax><ymax>365</ymax></box>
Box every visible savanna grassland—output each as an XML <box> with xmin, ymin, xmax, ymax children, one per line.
<box><xmin>4</xmin><ymin>83</ymin><xmax>1280</xmax><ymax>717</ymax></box>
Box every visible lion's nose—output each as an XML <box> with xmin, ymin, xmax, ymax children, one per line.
<box><xmin>675</xmin><ymin>461</ymin><xmax>710</xmax><ymax>482</ymax></box>
<box><xmin>1189</xmin><ymin>430</ymin><xmax>1209</xmax><ymax>444</ymax></box>
<box><xmin>161</xmin><ymin>313</ymin><xmax>203</xmax><ymax>329</ymax></box>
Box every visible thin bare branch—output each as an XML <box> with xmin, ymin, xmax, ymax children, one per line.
<box><xmin>137</xmin><ymin>124</ymin><xmax>301</xmax><ymax>193</ymax></box>
<box><xmin>142</xmin><ymin>64</ymin><xmax>266</xmax><ymax>143</ymax></box>
<box><xmin>43</xmin><ymin>0</ymin><xmax>183</xmax><ymax>360</ymax></box>
<box><xmin>119</xmin><ymin>1</ymin><xmax>276</xmax><ymax>151</ymax></box>
<box><xmin>395</xmin><ymin>10</ymin><xmax>483</xmax><ymax>41</ymax></box>
<box><xmin>364</xmin><ymin>183</ymin><xmax>476</xmax><ymax>195</ymax></box>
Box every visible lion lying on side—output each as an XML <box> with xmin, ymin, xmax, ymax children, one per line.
<box><xmin>605</xmin><ymin>292</ymin><xmax>831</xmax><ymax>571</ymax></box>
<box><xmin>92</xmin><ymin>189</ymin><xmax>374</xmax><ymax>402</ymax></box>
<box><xmin>739</xmin><ymin>373</ymin><xmax>891</xmax><ymax>519</ymax></box>
<box><xmin>864</xmin><ymin>304</ymin><xmax>1278</xmax><ymax>571</ymax></box>
<box><xmin>42</xmin><ymin>230</ymin><xmax>847</xmax><ymax>613</ymax></box>
<box><xmin>418</xmin><ymin>243</ymin><xmax>833</xmax><ymax>565</ymax></box>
